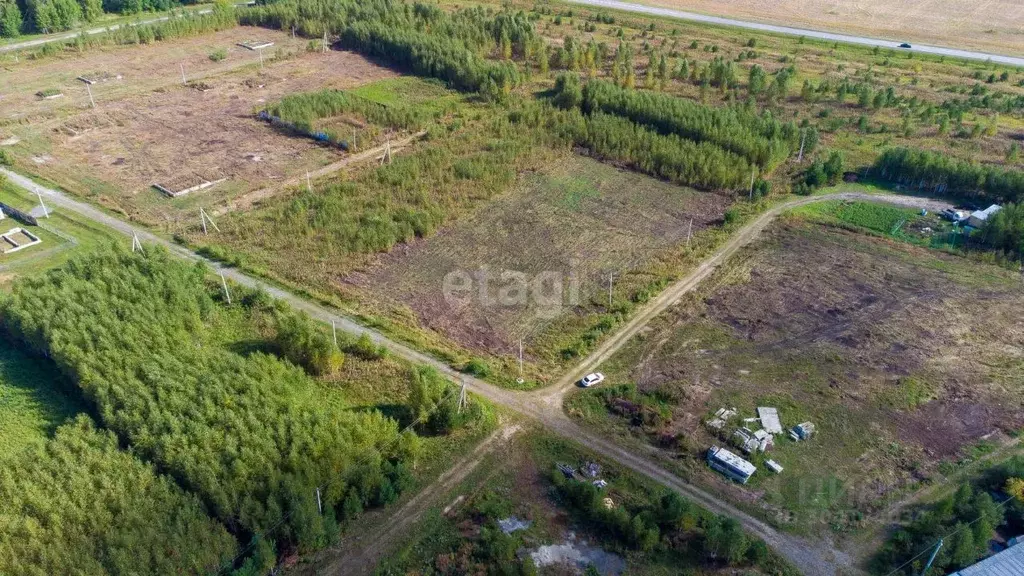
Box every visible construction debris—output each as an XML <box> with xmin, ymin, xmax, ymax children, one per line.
<box><xmin>237</xmin><ymin>40</ymin><xmax>275</xmax><ymax>50</ymax></box>
<box><xmin>498</xmin><ymin>517</ymin><xmax>532</xmax><ymax>534</ymax></box>
<box><xmin>790</xmin><ymin>422</ymin><xmax>816</xmax><ymax>442</ymax></box>
<box><xmin>706</xmin><ymin>407</ymin><xmax>738</xmax><ymax>430</ymax></box>
<box><xmin>581</xmin><ymin>462</ymin><xmax>601</xmax><ymax>478</ymax></box>
<box><xmin>557</xmin><ymin>463</ymin><xmax>576</xmax><ymax>479</ymax></box>
<box><xmin>592</xmin><ymin>479</ymin><xmax>608</xmax><ymax>489</ymax></box>
<box><xmin>765</xmin><ymin>460</ymin><xmax>784</xmax><ymax>474</ymax></box>
<box><xmin>757</xmin><ymin>407</ymin><xmax>783</xmax><ymax>435</ymax></box>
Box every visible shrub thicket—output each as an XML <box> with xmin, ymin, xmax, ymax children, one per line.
<box><xmin>553</xmin><ymin>78</ymin><xmax>798</xmax><ymax>169</ymax></box>
<box><xmin>0</xmin><ymin>416</ymin><xmax>238</xmax><ymax>575</ymax></box>
<box><xmin>514</xmin><ymin>103</ymin><xmax>752</xmax><ymax>190</ymax></box>
<box><xmin>873</xmin><ymin>147</ymin><xmax>1024</xmax><ymax>204</ymax></box>
<box><xmin>0</xmin><ymin>246</ymin><xmax>414</xmax><ymax>550</ymax></box>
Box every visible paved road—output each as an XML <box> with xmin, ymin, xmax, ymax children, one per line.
<box><xmin>566</xmin><ymin>0</ymin><xmax>1024</xmax><ymax>66</ymax></box>
<box><xmin>7</xmin><ymin>167</ymin><xmax>946</xmax><ymax>574</ymax></box>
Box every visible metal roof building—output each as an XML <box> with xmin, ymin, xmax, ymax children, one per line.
<box><xmin>950</xmin><ymin>541</ymin><xmax>1024</xmax><ymax>576</ymax></box>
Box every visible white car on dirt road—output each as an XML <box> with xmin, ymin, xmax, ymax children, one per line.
<box><xmin>578</xmin><ymin>372</ymin><xmax>605</xmax><ymax>387</ymax></box>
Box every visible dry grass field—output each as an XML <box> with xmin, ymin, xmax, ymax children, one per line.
<box><xmin>635</xmin><ymin>0</ymin><xmax>1024</xmax><ymax>55</ymax></box>
<box><xmin>345</xmin><ymin>154</ymin><xmax>729</xmax><ymax>356</ymax></box>
<box><xmin>0</xmin><ymin>27</ymin><xmax>397</xmax><ymax>230</ymax></box>
<box><xmin>569</xmin><ymin>214</ymin><xmax>1024</xmax><ymax>531</ymax></box>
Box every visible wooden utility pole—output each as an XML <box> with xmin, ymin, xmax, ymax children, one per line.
<box><xmin>748</xmin><ymin>168</ymin><xmax>756</xmax><ymax>200</ymax></box>
<box><xmin>131</xmin><ymin>231</ymin><xmax>143</xmax><ymax>253</ymax></box>
<box><xmin>315</xmin><ymin>487</ymin><xmax>322</xmax><ymax>514</ymax></box>
<box><xmin>797</xmin><ymin>130</ymin><xmax>806</xmax><ymax>163</ymax></box>
<box><xmin>180</xmin><ymin>63</ymin><xmax>186</xmax><ymax>85</ymax></box>
<box><xmin>686</xmin><ymin>217</ymin><xmax>693</xmax><ymax>246</ymax></box>
<box><xmin>306</xmin><ymin>171</ymin><xmax>312</xmax><ymax>193</ymax></box>
<box><xmin>86</xmin><ymin>83</ymin><xmax>95</xmax><ymax>108</ymax></box>
<box><xmin>332</xmin><ymin>320</ymin><xmax>338</xmax><ymax>348</ymax></box>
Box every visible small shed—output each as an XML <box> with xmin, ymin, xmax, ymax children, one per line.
<box><xmin>967</xmin><ymin>204</ymin><xmax>1002</xmax><ymax>228</ymax></box>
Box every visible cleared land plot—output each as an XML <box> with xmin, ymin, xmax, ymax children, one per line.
<box><xmin>571</xmin><ymin>215</ymin><xmax>1024</xmax><ymax>531</ymax></box>
<box><xmin>0</xmin><ymin>27</ymin><xmax>397</xmax><ymax>230</ymax></box>
<box><xmin>631</xmin><ymin>0</ymin><xmax>1024</xmax><ymax>56</ymax></box>
<box><xmin>345</xmin><ymin>154</ymin><xmax>730</xmax><ymax>358</ymax></box>
<box><xmin>0</xmin><ymin>182</ymin><xmax>117</xmax><ymax>282</ymax></box>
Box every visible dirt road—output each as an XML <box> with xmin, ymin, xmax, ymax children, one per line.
<box><xmin>5</xmin><ymin>167</ymin><xmax>944</xmax><ymax>574</ymax></box>
<box><xmin>311</xmin><ymin>424</ymin><xmax>521</xmax><ymax>576</ymax></box>
<box><xmin>540</xmin><ymin>191</ymin><xmax>953</xmax><ymax>411</ymax></box>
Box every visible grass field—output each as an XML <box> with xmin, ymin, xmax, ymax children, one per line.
<box><xmin>568</xmin><ymin>214</ymin><xmax>1024</xmax><ymax>534</ymax></box>
<box><xmin>0</xmin><ymin>344</ymin><xmax>85</xmax><ymax>461</ymax></box>
<box><xmin>0</xmin><ymin>181</ymin><xmax>118</xmax><ymax>284</ymax></box>
<box><xmin>345</xmin><ymin>153</ymin><xmax>729</xmax><ymax>380</ymax></box>
<box><xmin>632</xmin><ymin>0</ymin><xmax>1024</xmax><ymax>56</ymax></box>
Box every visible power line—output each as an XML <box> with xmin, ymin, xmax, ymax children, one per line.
<box><xmin>881</xmin><ymin>495</ymin><xmax>1017</xmax><ymax>576</ymax></box>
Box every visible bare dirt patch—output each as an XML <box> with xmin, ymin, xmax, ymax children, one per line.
<box><xmin>587</xmin><ymin>218</ymin><xmax>1024</xmax><ymax>528</ymax></box>
<box><xmin>345</xmin><ymin>155</ymin><xmax>730</xmax><ymax>354</ymax></box>
<box><xmin>0</xmin><ymin>27</ymin><xmax>397</xmax><ymax>230</ymax></box>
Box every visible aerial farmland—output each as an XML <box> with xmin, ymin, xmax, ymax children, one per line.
<box><xmin>1</xmin><ymin>0</ymin><xmax>1023</xmax><ymax>575</ymax></box>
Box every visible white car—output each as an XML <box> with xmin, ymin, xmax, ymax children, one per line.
<box><xmin>579</xmin><ymin>372</ymin><xmax>605</xmax><ymax>387</ymax></box>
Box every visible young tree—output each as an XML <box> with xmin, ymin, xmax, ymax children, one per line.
<box><xmin>0</xmin><ymin>0</ymin><xmax>23</xmax><ymax>37</ymax></box>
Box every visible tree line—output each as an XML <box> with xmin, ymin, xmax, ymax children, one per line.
<box><xmin>552</xmin><ymin>76</ymin><xmax>798</xmax><ymax>170</ymax></box>
<box><xmin>872</xmin><ymin>147</ymin><xmax>1024</xmax><ymax>204</ymax></box>
<box><xmin>0</xmin><ymin>415</ymin><xmax>238</xmax><ymax>575</ymax></box>
<box><xmin>875</xmin><ymin>457</ymin><xmax>1024</xmax><ymax>575</ymax></box>
<box><xmin>514</xmin><ymin>100</ymin><xmax>753</xmax><ymax>191</ymax></box>
<box><xmin>0</xmin><ymin>0</ymin><xmax>202</xmax><ymax>37</ymax></box>
<box><xmin>551</xmin><ymin>470</ymin><xmax>795</xmax><ymax>574</ymax></box>
<box><xmin>0</xmin><ymin>246</ymin><xmax>416</xmax><ymax>560</ymax></box>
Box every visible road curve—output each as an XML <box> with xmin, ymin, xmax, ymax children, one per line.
<box><xmin>5</xmin><ymin>167</ymin><xmax>938</xmax><ymax>574</ymax></box>
<box><xmin>565</xmin><ymin>0</ymin><xmax>1024</xmax><ymax>67</ymax></box>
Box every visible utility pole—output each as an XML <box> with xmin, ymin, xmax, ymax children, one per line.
<box><xmin>180</xmin><ymin>63</ymin><xmax>186</xmax><ymax>85</ymax></box>
<box><xmin>306</xmin><ymin>171</ymin><xmax>312</xmax><ymax>193</ymax></box>
<box><xmin>920</xmin><ymin>539</ymin><xmax>943</xmax><ymax>576</ymax></box>
<box><xmin>797</xmin><ymin>130</ymin><xmax>806</xmax><ymax>163</ymax></box>
<box><xmin>258</xmin><ymin>47</ymin><xmax>264</xmax><ymax>70</ymax></box>
<box><xmin>220</xmin><ymin>273</ymin><xmax>231</xmax><ymax>305</ymax></box>
<box><xmin>131</xmin><ymin>231</ymin><xmax>143</xmax><ymax>253</ymax></box>
<box><xmin>749</xmin><ymin>168</ymin><xmax>756</xmax><ymax>200</ymax></box>
<box><xmin>36</xmin><ymin>193</ymin><xmax>49</xmax><ymax>218</ymax></box>
<box><xmin>607</xmin><ymin>272</ymin><xmax>614</xmax><ymax>308</ymax></box>
<box><xmin>332</xmin><ymin>320</ymin><xmax>338</xmax><ymax>348</ymax></box>
<box><xmin>516</xmin><ymin>338</ymin><xmax>524</xmax><ymax>384</ymax></box>
<box><xmin>457</xmin><ymin>380</ymin><xmax>467</xmax><ymax>413</ymax></box>
<box><xmin>322</xmin><ymin>30</ymin><xmax>328</xmax><ymax>54</ymax></box>
<box><xmin>199</xmin><ymin>208</ymin><xmax>219</xmax><ymax>234</ymax></box>
<box><xmin>315</xmin><ymin>487</ymin><xmax>322</xmax><ymax>514</ymax></box>
<box><xmin>686</xmin><ymin>217</ymin><xmax>693</xmax><ymax>246</ymax></box>
<box><xmin>86</xmin><ymin>83</ymin><xmax>95</xmax><ymax>108</ymax></box>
